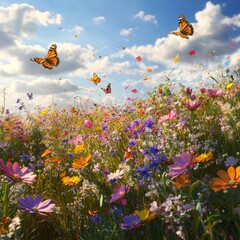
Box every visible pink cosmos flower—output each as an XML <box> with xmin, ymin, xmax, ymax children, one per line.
<box><xmin>208</xmin><ymin>89</ymin><xmax>224</xmax><ymax>97</ymax></box>
<box><xmin>83</xmin><ymin>119</ymin><xmax>93</xmax><ymax>128</ymax></box>
<box><xmin>0</xmin><ymin>159</ymin><xmax>36</xmax><ymax>184</ymax></box>
<box><xmin>158</xmin><ymin>110</ymin><xmax>177</xmax><ymax>124</ymax></box>
<box><xmin>109</xmin><ymin>184</ymin><xmax>130</xmax><ymax>206</ymax></box>
<box><xmin>18</xmin><ymin>195</ymin><xmax>55</xmax><ymax>216</ymax></box>
<box><xmin>69</xmin><ymin>135</ymin><xmax>83</xmax><ymax>145</ymax></box>
<box><xmin>168</xmin><ymin>152</ymin><xmax>196</xmax><ymax>179</ymax></box>
<box><xmin>183</xmin><ymin>99</ymin><xmax>201</xmax><ymax>111</ymax></box>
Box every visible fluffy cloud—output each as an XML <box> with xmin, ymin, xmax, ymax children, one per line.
<box><xmin>134</xmin><ymin>11</ymin><xmax>157</xmax><ymax>24</ymax></box>
<box><xmin>0</xmin><ymin>3</ymin><xmax>62</xmax><ymax>38</ymax></box>
<box><xmin>93</xmin><ymin>16</ymin><xmax>105</xmax><ymax>24</ymax></box>
<box><xmin>124</xmin><ymin>2</ymin><xmax>239</xmax><ymax>68</ymax></box>
<box><xmin>120</xmin><ymin>28</ymin><xmax>134</xmax><ymax>37</ymax></box>
<box><xmin>9</xmin><ymin>78</ymin><xmax>91</xmax><ymax>95</ymax></box>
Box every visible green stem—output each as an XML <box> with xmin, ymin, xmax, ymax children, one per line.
<box><xmin>2</xmin><ymin>182</ymin><xmax>11</xmax><ymax>217</ymax></box>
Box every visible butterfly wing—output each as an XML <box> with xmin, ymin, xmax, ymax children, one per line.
<box><xmin>46</xmin><ymin>44</ymin><xmax>60</xmax><ymax>67</ymax></box>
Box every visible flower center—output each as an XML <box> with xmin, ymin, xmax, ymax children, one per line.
<box><xmin>228</xmin><ymin>180</ymin><xmax>235</xmax><ymax>185</ymax></box>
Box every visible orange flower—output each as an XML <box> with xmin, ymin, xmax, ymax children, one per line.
<box><xmin>41</xmin><ymin>149</ymin><xmax>53</xmax><ymax>157</ymax></box>
<box><xmin>72</xmin><ymin>154</ymin><xmax>92</xmax><ymax>169</ymax></box>
<box><xmin>123</xmin><ymin>147</ymin><xmax>133</xmax><ymax>161</ymax></box>
<box><xmin>211</xmin><ymin>166</ymin><xmax>240</xmax><ymax>192</ymax></box>
<box><xmin>173</xmin><ymin>174</ymin><xmax>191</xmax><ymax>188</ymax></box>
<box><xmin>138</xmin><ymin>109</ymin><xmax>145</xmax><ymax>115</ymax></box>
<box><xmin>194</xmin><ymin>152</ymin><xmax>213</xmax><ymax>163</ymax></box>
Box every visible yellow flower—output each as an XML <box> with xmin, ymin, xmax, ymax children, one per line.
<box><xmin>134</xmin><ymin>209</ymin><xmax>157</xmax><ymax>224</ymax></box>
<box><xmin>195</xmin><ymin>152</ymin><xmax>213</xmax><ymax>163</ymax></box>
<box><xmin>74</xmin><ymin>144</ymin><xmax>85</xmax><ymax>153</ymax></box>
<box><xmin>72</xmin><ymin>154</ymin><xmax>92</xmax><ymax>169</ymax></box>
<box><xmin>41</xmin><ymin>108</ymin><xmax>49</xmax><ymax>116</ymax></box>
<box><xmin>226</xmin><ymin>82</ymin><xmax>233</xmax><ymax>89</ymax></box>
<box><xmin>62</xmin><ymin>176</ymin><xmax>80</xmax><ymax>185</ymax></box>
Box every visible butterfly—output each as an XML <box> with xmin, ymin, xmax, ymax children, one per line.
<box><xmin>169</xmin><ymin>15</ymin><xmax>194</xmax><ymax>39</ymax></box>
<box><xmin>87</xmin><ymin>73</ymin><xmax>101</xmax><ymax>85</ymax></box>
<box><xmin>101</xmin><ymin>83</ymin><xmax>111</xmax><ymax>94</ymax></box>
<box><xmin>30</xmin><ymin>44</ymin><xmax>60</xmax><ymax>69</ymax></box>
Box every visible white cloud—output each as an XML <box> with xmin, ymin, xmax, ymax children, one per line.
<box><xmin>9</xmin><ymin>78</ymin><xmax>90</xmax><ymax>95</ymax></box>
<box><xmin>93</xmin><ymin>16</ymin><xmax>105</xmax><ymax>24</ymax></box>
<box><xmin>124</xmin><ymin>1</ymin><xmax>239</xmax><ymax>68</ymax></box>
<box><xmin>72</xmin><ymin>25</ymin><xmax>84</xmax><ymax>33</ymax></box>
<box><xmin>0</xmin><ymin>3</ymin><xmax>62</xmax><ymax>38</ymax></box>
<box><xmin>134</xmin><ymin>11</ymin><xmax>157</xmax><ymax>24</ymax></box>
<box><xmin>120</xmin><ymin>28</ymin><xmax>134</xmax><ymax>37</ymax></box>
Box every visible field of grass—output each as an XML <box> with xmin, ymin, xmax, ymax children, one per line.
<box><xmin>0</xmin><ymin>67</ymin><xmax>240</xmax><ymax>240</ymax></box>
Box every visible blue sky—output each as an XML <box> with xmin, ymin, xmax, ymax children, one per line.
<box><xmin>0</xmin><ymin>0</ymin><xmax>240</xmax><ymax>112</ymax></box>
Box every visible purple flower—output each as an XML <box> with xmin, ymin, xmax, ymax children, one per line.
<box><xmin>183</xmin><ymin>99</ymin><xmax>201</xmax><ymax>111</ymax></box>
<box><xmin>185</xmin><ymin>87</ymin><xmax>192</xmax><ymax>95</ymax></box>
<box><xmin>109</xmin><ymin>184</ymin><xmax>130</xmax><ymax>206</ymax></box>
<box><xmin>208</xmin><ymin>89</ymin><xmax>224</xmax><ymax>97</ymax></box>
<box><xmin>17</xmin><ymin>195</ymin><xmax>55</xmax><ymax>216</ymax></box>
<box><xmin>0</xmin><ymin>159</ymin><xmax>36</xmax><ymax>184</ymax></box>
<box><xmin>135</xmin><ymin>164</ymin><xmax>152</xmax><ymax>180</ymax></box>
<box><xmin>128</xmin><ymin>139</ymin><xmax>136</xmax><ymax>147</ymax></box>
<box><xmin>143</xmin><ymin>118</ymin><xmax>155</xmax><ymax>129</ymax></box>
<box><xmin>19</xmin><ymin>154</ymin><xmax>30</xmax><ymax>161</ymax></box>
<box><xmin>225</xmin><ymin>156</ymin><xmax>238</xmax><ymax>166</ymax></box>
<box><xmin>121</xmin><ymin>214</ymin><xmax>141</xmax><ymax>230</ymax></box>
<box><xmin>168</xmin><ymin>152</ymin><xmax>196</xmax><ymax>179</ymax></box>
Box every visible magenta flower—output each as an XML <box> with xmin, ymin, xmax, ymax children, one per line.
<box><xmin>158</xmin><ymin>110</ymin><xmax>177</xmax><ymax>124</ymax></box>
<box><xmin>109</xmin><ymin>184</ymin><xmax>130</xmax><ymax>206</ymax></box>
<box><xmin>18</xmin><ymin>195</ymin><xmax>55</xmax><ymax>216</ymax></box>
<box><xmin>208</xmin><ymin>89</ymin><xmax>224</xmax><ymax>97</ymax></box>
<box><xmin>0</xmin><ymin>159</ymin><xmax>36</xmax><ymax>184</ymax></box>
<box><xmin>121</xmin><ymin>214</ymin><xmax>141</xmax><ymax>230</ymax></box>
<box><xmin>168</xmin><ymin>152</ymin><xmax>196</xmax><ymax>179</ymax></box>
<box><xmin>183</xmin><ymin>99</ymin><xmax>201</xmax><ymax>111</ymax></box>
<box><xmin>83</xmin><ymin>119</ymin><xmax>93</xmax><ymax>128</ymax></box>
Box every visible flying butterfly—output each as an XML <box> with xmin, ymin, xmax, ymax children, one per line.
<box><xmin>101</xmin><ymin>83</ymin><xmax>111</xmax><ymax>94</ymax></box>
<box><xmin>87</xmin><ymin>73</ymin><xmax>101</xmax><ymax>85</ymax></box>
<box><xmin>169</xmin><ymin>15</ymin><xmax>194</xmax><ymax>39</ymax></box>
<box><xmin>30</xmin><ymin>44</ymin><xmax>60</xmax><ymax>69</ymax></box>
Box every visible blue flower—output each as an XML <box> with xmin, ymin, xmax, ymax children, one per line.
<box><xmin>128</xmin><ymin>139</ymin><xmax>136</xmax><ymax>147</ymax></box>
<box><xmin>143</xmin><ymin>118</ymin><xmax>155</xmax><ymax>129</ymax></box>
<box><xmin>135</xmin><ymin>164</ymin><xmax>152</xmax><ymax>180</ymax></box>
<box><xmin>19</xmin><ymin>154</ymin><xmax>30</xmax><ymax>161</ymax></box>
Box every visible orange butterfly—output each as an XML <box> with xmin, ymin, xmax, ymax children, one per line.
<box><xmin>30</xmin><ymin>44</ymin><xmax>60</xmax><ymax>69</ymax></box>
<box><xmin>169</xmin><ymin>15</ymin><xmax>194</xmax><ymax>39</ymax></box>
<box><xmin>101</xmin><ymin>83</ymin><xmax>111</xmax><ymax>94</ymax></box>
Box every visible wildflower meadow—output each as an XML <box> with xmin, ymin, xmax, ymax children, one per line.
<box><xmin>0</xmin><ymin>66</ymin><xmax>240</xmax><ymax>240</ymax></box>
